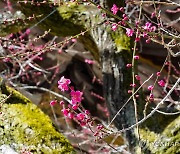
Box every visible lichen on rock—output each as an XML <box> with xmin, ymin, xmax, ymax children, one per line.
<box><xmin>137</xmin><ymin>115</ymin><xmax>180</xmax><ymax>154</ymax></box>
<box><xmin>0</xmin><ymin>83</ymin><xmax>75</xmax><ymax>153</ymax></box>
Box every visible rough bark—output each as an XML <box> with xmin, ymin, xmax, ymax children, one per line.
<box><xmin>1</xmin><ymin>0</ymin><xmax>180</xmax><ymax>153</ymax></box>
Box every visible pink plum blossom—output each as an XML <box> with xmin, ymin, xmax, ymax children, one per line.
<box><xmin>158</xmin><ymin>80</ymin><xmax>165</xmax><ymax>87</ymax></box>
<box><xmin>148</xmin><ymin>85</ymin><xmax>154</xmax><ymax>91</ymax></box>
<box><xmin>70</xmin><ymin>90</ymin><xmax>83</xmax><ymax>104</ymax></box>
<box><xmin>76</xmin><ymin>113</ymin><xmax>85</xmax><ymax>121</ymax></box>
<box><xmin>58</xmin><ymin>76</ymin><xmax>71</xmax><ymax>91</ymax></box>
<box><xmin>149</xmin><ymin>93</ymin><xmax>154</xmax><ymax>101</ymax></box>
<box><xmin>50</xmin><ymin>100</ymin><xmax>57</xmax><ymax>106</ymax></box>
<box><xmin>135</xmin><ymin>75</ymin><xmax>141</xmax><ymax>81</ymax></box>
<box><xmin>72</xmin><ymin>104</ymin><xmax>78</xmax><ymax>110</ymax></box>
<box><xmin>156</xmin><ymin>72</ymin><xmax>161</xmax><ymax>76</ymax></box>
<box><xmin>134</xmin><ymin>55</ymin><xmax>140</xmax><ymax>60</ymax></box>
<box><xmin>61</xmin><ymin>108</ymin><xmax>69</xmax><ymax>116</ymax></box>
<box><xmin>111</xmin><ymin>23</ymin><xmax>118</xmax><ymax>31</ymax></box>
<box><xmin>126</xmin><ymin>28</ymin><xmax>134</xmax><ymax>37</ymax></box>
<box><xmin>126</xmin><ymin>63</ymin><xmax>132</xmax><ymax>68</ymax></box>
<box><xmin>111</xmin><ymin>4</ymin><xmax>119</xmax><ymax>15</ymax></box>
<box><xmin>143</xmin><ymin>22</ymin><xmax>152</xmax><ymax>31</ymax></box>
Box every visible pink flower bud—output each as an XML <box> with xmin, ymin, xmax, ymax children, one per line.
<box><xmin>135</xmin><ymin>95</ymin><xmax>139</xmax><ymax>98</ymax></box>
<box><xmin>149</xmin><ymin>93</ymin><xmax>154</xmax><ymax>101</ymax></box>
<box><xmin>59</xmin><ymin>101</ymin><xmax>64</xmax><ymax>106</ymax></box>
<box><xmin>148</xmin><ymin>85</ymin><xmax>154</xmax><ymax>91</ymax></box>
<box><xmin>119</xmin><ymin>7</ymin><xmax>124</xmax><ymax>12</ymax></box>
<box><xmin>67</xmin><ymin>112</ymin><xmax>74</xmax><ymax>119</ymax></box>
<box><xmin>80</xmin><ymin>121</ymin><xmax>86</xmax><ymax>126</ymax></box>
<box><xmin>76</xmin><ymin>113</ymin><xmax>85</xmax><ymax>121</ymax></box>
<box><xmin>135</xmin><ymin>75</ymin><xmax>141</xmax><ymax>80</ymax></box>
<box><xmin>93</xmin><ymin>131</ymin><xmax>99</xmax><ymax>136</ymax></box>
<box><xmin>71</xmin><ymin>38</ymin><xmax>77</xmax><ymax>43</ymax></box>
<box><xmin>58</xmin><ymin>49</ymin><xmax>62</xmax><ymax>54</ymax></box>
<box><xmin>111</xmin><ymin>23</ymin><xmax>118</xmax><ymax>31</ymax></box>
<box><xmin>128</xmin><ymin>90</ymin><xmax>132</xmax><ymax>94</ymax></box>
<box><xmin>50</xmin><ymin>100</ymin><xmax>57</xmax><ymax>106</ymax></box>
<box><xmin>72</xmin><ymin>104</ymin><xmax>78</xmax><ymax>110</ymax></box>
<box><xmin>156</xmin><ymin>72</ymin><xmax>161</xmax><ymax>76</ymax></box>
<box><xmin>97</xmin><ymin>124</ymin><xmax>103</xmax><ymax>130</ymax></box>
<box><xmin>158</xmin><ymin>80</ymin><xmax>165</xmax><ymax>87</ymax></box>
<box><xmin>126</xmin><ymin>64</ymin><xmax>132</xmax><ymax>68</ymax></box>
<box><xmin>84</xmin><ymin>110</ymin><xmax>90</xmax><ymax>115</ymax></box>
<box><xmin>130</xmin><ymin>83</ymin><xmax>136</xmax><ymax>87</ymax></box>
<box><xmin>97</xmin><ymin>5</ymin><xmax>101</xmax><ymax>9</ymax></box>
<box><xmin>61</xmin><ymin>108</ymin><xmax>69</xmax><ymax>116</ymax></box>
<box><xmin>134</xmin><ymin>55</ymin><xmax>140</xmax><ymax>60</ymax></box>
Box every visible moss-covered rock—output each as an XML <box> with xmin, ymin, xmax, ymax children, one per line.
<box><xmin>0</xmin><ymin>82</ymin><xmax>75</xmax><ymax>153</ymax></box>
<box><xmin>136</xmin><ymin>115</ymin><xmax>180</xmax><ymax>154</ymax></box>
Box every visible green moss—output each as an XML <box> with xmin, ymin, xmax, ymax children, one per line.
<box><xmin>2</xmin><ymin>86</ymin><xmax>31</xmax><ymax>104</ymax></box>
<box><xmin>0</xmin><ymin>83</ymin><xmax>75</xmax><ymax>153</ymax></box>
<box><xmin>111</xmin><ymin>28</ymin><xmax>131</xmax><ymax>52</ymax></box>
<box><xmin>137</xmin><ymin>115</ymin><xmax>180</xmax><ymax>154</ymax></box>
<box><xmin>58</xmin><ymin>2</ymin><xmax>86</xmax><ymax>20</ymax></box>
<box><xmin>139</xmin><ymin>128</ymin><xmax>158</xmax><ymax>143</ymax></box>
<box><xmin>163</xmin><ymin>116</ymin><xmax>180</xmax><ymax>137</ymax></box>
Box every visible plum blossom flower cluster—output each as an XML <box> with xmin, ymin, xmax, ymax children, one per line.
<box><xmin>58</xmin><ymin>76</ymin><xmax>71</xmax><ymax>91</ymax></box>
<box><xmin>125</xmin><ymin>21</ymin><xmax>156</xmax><ymax>42</ymax></box>
<box><xmin>51</xmin><ymin>76</ymin><xmax>92</xmax><ymax>127</ymax></box>
<box><xmin>142</xmin><ymin>22</ymin><xmax>156</xmax><ymax>32</ymax></box>
<box><xmin>50</xmin><ymin>76</ymin><xmax>107</xmax><ymax>139</ymax></box>
<box><xmin>111</xmin><ymin>4</ymin><xmax>124</xmax><ymax>15</ymax></box>
<box><xmin>110</xmin><ymin>4</ymin><xmax>128</xmax><ymax>31</ymax></box>
<box><xmin>111</xmin><ymin>4</ymin><xmax>119</xmax><ymax>15</ymax></box>
<box><xmin>126</xmin><ymin>28</ymin><xmax>134</xmax><ymax>37</ymax></box>
<box><xmin>110</xmin><ymin>4</ymin><xmax>157</xmax><ymax>44</ymax></box>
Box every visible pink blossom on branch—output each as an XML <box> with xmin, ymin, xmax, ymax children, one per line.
<box><xmin>134</xmin><ymin>55</ymin><xmax>140</xmax><ymax>60</ymax></box>
<box><xmin>111</xmin><ymin>4</ymin><xmax>119</xmax><ymax>15</ymax></box>
<box><xmin>58</xmin><ymin>76</ymin><xmax>71</xmax><ymax>91</ymax></box>
<box><xmin>70</xmin><ymin>90</ymin><xmax>83</xmax><ymax>104</ymax></box>
<box><xmin>76</xmin><ymin>113</ymin><xmax>85</xmax><ymax>121</ymax></box>
<box><xmin>158</xmin><ymin>80</ymin><xmax>165</xmax><ymax>87</ymax></box>
<box><xmin>156</xmin><ymin>72</ymin><xmax>161</xmax><ymax>76</ymax></box>
<box><xmin>126</xmin><ymin>28</ymin><xmax>134</xmax><ymax>37</ymax></box>
<box><xmin>148</xmin><ymin>85</ymin><xmax>154</xmax><ymax>91</ymax></box>
<box><xmin>111</xmin><ymin>23</ymin><xmax>118</xmax><ymax>31</ymax></box>
<box><xmin>61</xmin><ymin>108</ymin><xmax>69</xmax><ymax>117</ymax></box>
<box><xmin>85</xmin><ymin>59</ymin><xmax>95</xmax><ymax>64</ymax></box>
<box><xmin>50</xmin><ymin>100</ymin><xmax>57</xmax><ymax>106</ymax></box>
<box><xmin>143</xmin><ymin>22</ymin><xmax>152</xmax><ymax>31</ymax></box>
<box><xmin>135</xmin><ymin>75</ymin><xmax>141</xmax><ymax>81</ymax></box>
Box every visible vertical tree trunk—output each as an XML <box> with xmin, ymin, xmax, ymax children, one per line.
<box><xmin>102</xmin><ymin>49</ymin><xmax>138</xmax><ymax>149</ymax></box>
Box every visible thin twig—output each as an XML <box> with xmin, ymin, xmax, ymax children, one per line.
<box><xmin>18</xmin><ymin>86</ymin><xmax>71</xmax><ymax>103</ymax></box>
<box><xmin>130</xmin><ymin>1</ymin><xmax>180</xmax><ymax>6</ymax></box>
<box><xmin>107</xmin><ymin>74</ymin><xmax>154</xmax><ymax>128</ymax></box>
<box><xmin>112</xmin><ymin>78</ymin><xmax>180</xmax><ymax>134</ymax></box>
<box><xmin>152</xmin><ymin>108</ymin><xmax>180</xmax><ymax>115</ymax></box>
